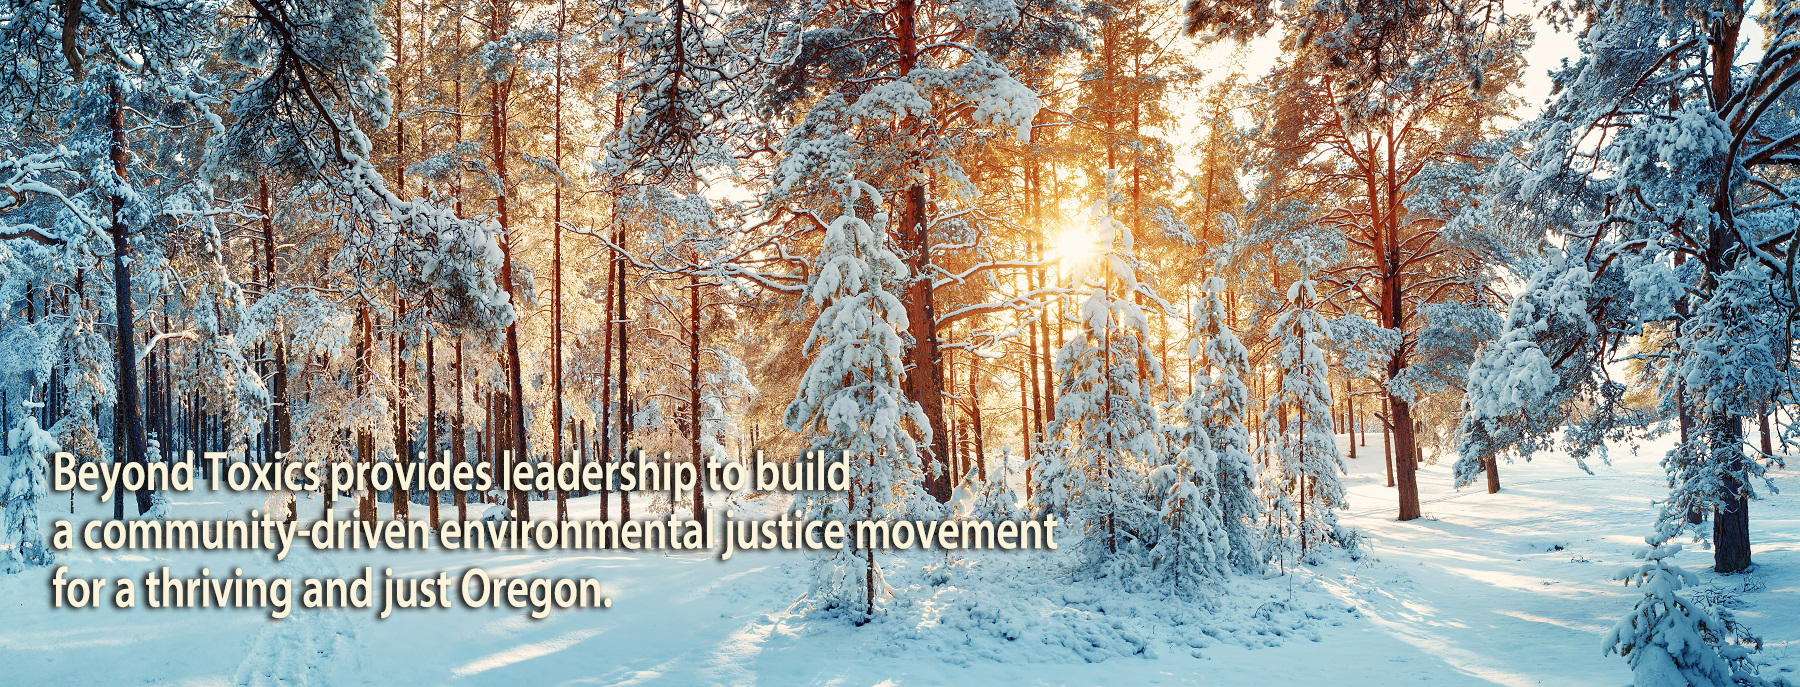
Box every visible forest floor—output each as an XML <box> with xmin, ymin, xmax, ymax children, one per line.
<box><xmin>2</xmin><ymin>434</ymin><xmax>1795</xmax><ymax>686</ymax></box>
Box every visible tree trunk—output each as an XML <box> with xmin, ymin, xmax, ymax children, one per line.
<box><xmin>611</xmin><ymin>43</ymin><xmax>631</xmax><ymax>524</ymax></box>
<box><xmin>689</xmin><ymin>273</ymin><xmax>704</xmax><ymax>522</ymax></box>
<box><xmin>426</xmin><ymin>334</ymin><xmax>438</xmax><ymax>527</ymax></box>
<box><xmin>1759</xmin><ymin>413</ymin><xmax>1773</xmax><ymax>458</ymax></box>
<box><xmin>490</xmin><ymin>3</ymin><xmax>530</xmax><ymax>521</ymax></box>
<box><xmin>549</xmin><ymin>0</ymin><xmax>569</xmax><ymax>525</ymax></box>
<box><xmin>1382</xmin><ymin>395</ymin><xmax>1395</xmax><ymax>488</ymax></box>
<box><xmin>1391</xmin><ymin>398</ymin><xmax>1421</xmax><ymax>520</ymax></box>
<box><xmin>393</xmin><ymin>300</ymin><xmax>410</xmax><ymax>520</ymax></box>
<box><xmin>259</xmin><ymin>180</ymin><xmax>294</xmax><ymax>521</ymax></box>
<box><xmin>1483</xmin><ymin>454</ymin><xmax>1500</xmax><ymax>494</ymax></box>
<box><xmin>599</xmin><ymin>244</ymin><xmax>615</xmax><ymax>522</ymax></box>
<box><xmin>454</xmin><ymin>338</ymin><xmax>467</xmax><ymax>521</ymax></box>
<box><xmin>357</xmin><ymin>307</ymin><xmax>376</xmax><ymax>522</ymax></box>
<box><xmin>1712</xmin><ymin>414</ymin><xmax>1752</xmax><ymax>573</ymax></box>
<box><xmin>107</xmin><ymin>81</ymin><xmax>155</xmax><ymax>516</ymax></box>
<box><xmin>969</xmin><ymin>353</ymin><xmax>985</xmax><ymax>481</ymax></box>
<box><xmin>893</xmin><ymin>0</ymin><xmax>951</xmax><ymax>503</ymax></box>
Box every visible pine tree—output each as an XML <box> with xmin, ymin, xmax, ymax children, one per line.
<box><xmin>1032</xmin><ymin>173</ymin><xmax>1167</xmax><ymax>572</ymax></box>
<box><xmin>757</xmin><ymin>0</ymin><xmax>1072</xmax><ymax>502</ymax></box>
<box><xmin>782</xmin><ymin>182</ymin><xmax>935</xmax><ymax>623</ymax></box>
<box><xmin>1219</xmin><ymin>0</ymin><xmax>1525</xmax><ymax>522</ymax></box>
<box><xmin>1259</xmin><ymin>252</ymin><xmax>1347</xmax><ymax>566</ymax></box>
<box><xmin>1149</xmin><ymin>426</ymin><xmax>1229</xmax><ymax>592</ymax></box>
<box><xmin>1603</xmin><ymin>532</ymin><xmax>1770</xmax><ymax>687</ymax></box>
<box><xmin>1186</xmin><ymin>275</ymin><xmax>1262</xmax><ymax>573</ymax></box>
<box><xmin>2</xmin><ymin>401</ymin><xmax>56</xmax><ymax>574</ymax></box>
<box><xmin>1454</xmin><ymin>0</ymin><xmax>1800</xmax><ymax>574</ymax></box>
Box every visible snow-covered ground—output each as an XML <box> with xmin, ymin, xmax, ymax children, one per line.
<box><xmin>3</xmin><ymin>436</ymin><xmax>1794</xmax><ymax>686</ymax></box>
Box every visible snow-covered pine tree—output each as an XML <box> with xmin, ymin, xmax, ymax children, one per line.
<box><xmin>782</xmin><ymin>181</ymin><xmax>935</xmax><ymax>623</ymax></box>
<box><xmin>756</xmin><ymin>0</ymin><xmax>1071</xmax><ymax>502</ymax></box>
<box><xmin>1185</xmin><ymin>275</ymin><xmax>1262</xmax><ymax>574</ymax></box>
<box><xmin>1603</xmin><ymin>531</ymin><xmax>1777</xmax><ymax>687</ymax></box>
<box><xmin>1209</xmin><ymin>0</ymin><xmax>1524</xmax><ymax>524</ymax></box>
<box><xmin>2</xmin><ymin>401</ymin><xmax>57</xmax><ymax>574</ymax></box>
<box><xmin>1259</xmin><ymin>251</ymin><xmax>1348</xmax><ymax>566</ymax></box>
<box><xmin>1149</xmin><ymin>424</ymin><xmax>1229</xmax><ymax>593</ymax></box>
<box><xmin>1452</xmin><ymin>0</ymin><xmax>1800</xmax><ymax>575</ymax></box>
<box><xmin>971</xmin><ymin>447</ymin><xmax>1023</xmax><ymax>522</ymax></box>
<box><xmin>1032</xmin><ymin>172</ymin><xmax>1167</xmax><ymax>575</ymax></box>
<box><xmin>699</xmin><ymin>350</ymin><xmax>754</xmax><ymax>470</ymax></box>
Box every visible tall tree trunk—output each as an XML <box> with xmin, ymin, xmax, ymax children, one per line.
<box><xmin>490</xmin><ymin>2</ymin><xmax>530</xmax><ymax>521</ymax></box>
<box><xmin>1020</xmin><ymin>314</ymin><xmax>1035</xmax><ymax>464</ymax></box>
<box><xmin>599</xmin><ymin>234</ymin><xmax>615</xmax><ymax>522</ymax></box>
<box><xmin>969</xmin><ymin>353</ymin><xmax>985</xmax><ymax>481</ymax></box>
<box><xmin>1382</xmin><ymin>395</ymin><xmax>1395</xmax><ymax>488</ymax></box>
<box><xmin>610</xmin><ymin>43</ymin><xmax>631</xmax><ymax>524</ymax></box>
<box><xmin>1380</xmin><ymin>196</ymin><xmax>1420</xmax><ymax>518</ymax></box>
<box><xmin>454</xmin><ymin>338</ymin><xmax>467</xmax><ymax>522</ymax></box>
<box><xmin>259</xmin><ymin>180</ymin><xmax>294</xmax><ymax>521</ymax></box>
<box><xmin>1391</xmin><ymin>396</ymin><xmax>1421</xmax><ymax>520</ymax></box>
<box><xmin>689</xmin><ymin>273</ymin><xmax>704</xmax><ymax>522</ymax></box>
<box><xmin>1759</xmin><ymin>413</ymin><xmax>1773</xmax><ymax>458</ymax></box>
<box><xmin>426</xmin><ymin>333</ymin><xmax>438</xmax><ymax>527</ymax></box>
<box><xmin>1711</xmin><ymin>413</ymin><xmax>1752</xmax><ymax>573</ymax></box>
<box><xmin>893</xmin><ymin>0</ymin><xmax>950</xmax><ymax>503</ymax></box>
<box><xmin>107</xmin><ymin>81</ymin><xmax>155</xmax><ymax>516</ymax></box>
<box><xmin>391</xmin><ymin>1</ymin><xmax>411</xmax><ymax>522</ymax></box>
<box><xmin>393</xmin><ymin>300</ymin><xmax>410</xmax><ymax>520</ymax></box>
<box><xmin>1483</xmin><ymin>449</ymin><xmax>1501</xmax><ymax>494</ymax></box>
<box><xmin>548</xmin><ymin>0</ymin><xmax>570</xmax><ymax>524</ymax></box>
<box><xmin>357</xmin><ymin>307</ymin><xmax>376</xmax><ymax>521</ymax></box>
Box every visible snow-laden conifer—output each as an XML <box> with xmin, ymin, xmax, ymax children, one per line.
<box><xmin>1185</xmin><ymin>276</ymin><xmax>1263</xmax><ymax>574</ymax></box>
<box><xmin>2</xmin><ymin>402</ymin><xmax>57</xmax><ymax>574</ymax></box>
<box><xmin>1259</xmin><ymin>252</ymin><xmax>1348</xmax><ymax>566</ymax></box>
<box><xmin>783</xmin><ymin>181</ymin><xmax>936</xmax><ymax>623</ymax></box>
<box><xmin>1031</xmin><ymin>173</ymin><xmax>1167</xmax><ymax>576</ymax></box>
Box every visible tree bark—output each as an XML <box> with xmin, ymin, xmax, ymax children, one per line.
<box><xmin>490</xmin><ymin>1</ymin><xmax>530</xmax><ymax>521</ymax></box>
<box><xmin>689</xmin><ymin>273</ymin><xmax>704</xmax><ymax>522</ymax></box>
<box><xmin>969</xmin><ymin>353</ymin><xmax>985</xmax><ymax>481</ymax></box>
<box><xmin>893</xmin><ymin>0</ymin><xmax>951</xmax><ymax>503</ymax></box>
<box><xmin>454</xmin><ymin>338</ymin><xmax>467</xmax><ymax>521</ymax></box>
<box><xmin>1382</xmin><ymin>396</ymin><xmax>1395</xmax><ymax>488</ymax></box>
<box><xmin>393</xmin><ymin>300</ymin><xmax>410</xmax><ymax>520</ymax></box>
<box><xmin>258</xmin><ymin>180</ymin><xmax>295</xmax><ymax>521</ymax></box>
<box><xmin>549</xmin><ymin>0</ymin><xmax>569</xmax><ymax>524</ymax></box>
<box><xmin>426</xmin><ymin>334</ymin><xmax>438</xmax><ymax>527</ymax></box>
<box><xmin>107</xmin><ymin>81</ymin><xmax>155</xmax><ymax>516</ymax></box>
<box><xmin>357</xmin><ymin>307</ymin><xmax>376</xmax><ymax>521</ymax></box>
<box><xmin>1712</xmin><ymin>414</ymin><xmax>1752</xmax><ymax>573</ymax></box>
<box><xmin>1759</xmin><ymin>413</ymin><xmax>1773</xmax><ymax>458</ymax></box>
<box><xmin>612</xmin><ymin>45</ymin><xmax>631</xmax><ymax>524</ymax></box>
<box><xmin>1391</xmin><ymin>397</ymin><xmax>1421</xmax><ymax>520</ymax></box>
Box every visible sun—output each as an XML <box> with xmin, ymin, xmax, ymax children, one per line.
<box><xmin>1046</xmin><ymin>224</ymin><xmax>1102</xmax><ymax>272</ymax></box>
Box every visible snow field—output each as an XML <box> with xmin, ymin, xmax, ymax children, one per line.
<box><xmin>1</xmin><ymin>433</ymin><xmax>1793</xmax><ymax>686</ymax></box>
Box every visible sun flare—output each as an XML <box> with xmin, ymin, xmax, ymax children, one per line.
<box><xmin>1047</xmin><ymin>224</ymin><xmax>1102</xmax><ymax>271</ymax></box>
